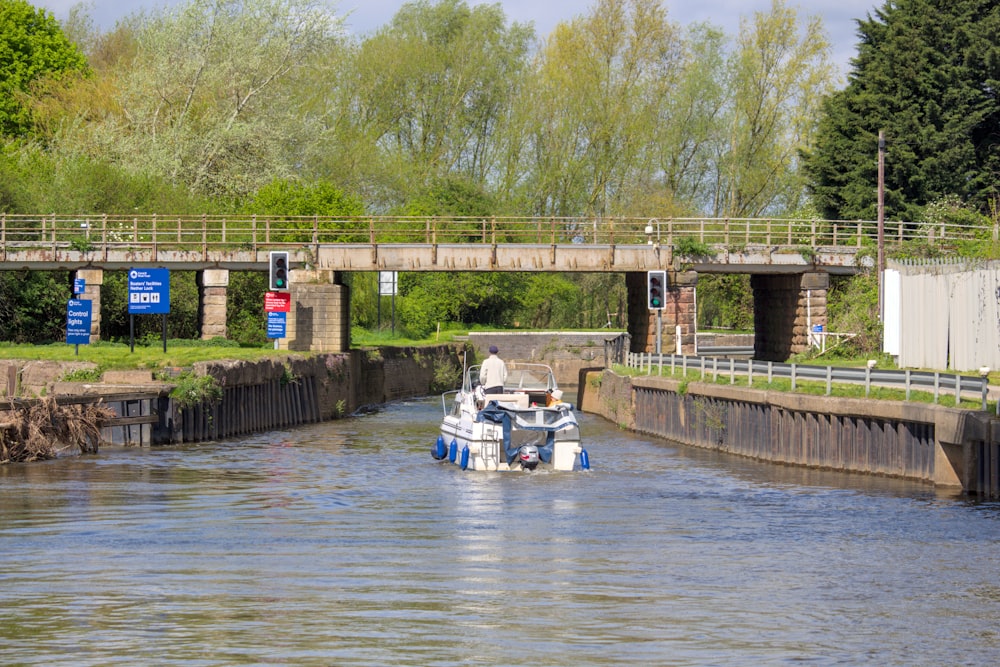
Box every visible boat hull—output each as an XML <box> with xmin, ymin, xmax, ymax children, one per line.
<box><xmin>436</xmin><ymin>362</ymin><xmax>588</xmax><ymax>472</ymax></box>
<box><xmin>439</xmin><ymin>412</ymin><xmax>583</xmax><ymax>471</ymax></box>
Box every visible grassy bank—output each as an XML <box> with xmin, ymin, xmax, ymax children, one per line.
<box><xmin>613</xmin><ymin>363</ymin><xmax>996</xmax><ymax>412</ymax></box>
<box><xmin>0</xmin><ymin>340</ymin><xmax>306</xmax><ymax>371</ymax></box>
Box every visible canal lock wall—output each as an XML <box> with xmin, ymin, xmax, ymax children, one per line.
<box><xmin>1</xmin><ymin>345</ymin><xmax>468</xmax><ymax>448</ymax></box>
<box><xmin>579</xmin><ymin>369</ymin><xmax>1000</xmax><ymax>498</ymax></box>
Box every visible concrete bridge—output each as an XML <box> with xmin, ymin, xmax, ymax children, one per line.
<box><xmin>0</xmin><ymin>213</ymin><xmax>981</xmax><ymax>360</ymax></box>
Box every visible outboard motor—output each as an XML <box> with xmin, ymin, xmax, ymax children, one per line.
<box><xmin>517</xmin><ymin>445</ymin><xmax>540</xmax><ymax>470</ymax></box>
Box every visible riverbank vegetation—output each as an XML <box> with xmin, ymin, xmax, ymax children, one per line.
<box><xmin>1</xmin><ymin>0</ymin><xmax>998</xmax><ymax>355</ymax></box>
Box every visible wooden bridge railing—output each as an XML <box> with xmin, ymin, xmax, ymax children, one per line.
<box><xmin>0</xmin><ymin>213</ymin><xmax>991</xmax><ymax>253</ymax></box>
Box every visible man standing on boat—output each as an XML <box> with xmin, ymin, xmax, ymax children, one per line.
<box><xmin>480</xmin><ymin>345</ymin><xmax>508</xmax><ymax>395</ymax></box>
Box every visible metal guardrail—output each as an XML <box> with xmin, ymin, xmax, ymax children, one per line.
<box><xmin>695</xmin><ymin>345</ymin><xmax>755</xmax><ymax>356</ymax></box>
<box><xmin>0</xmin><ymin>213</ymin><xmax>990</xmax><ymax>251</ymax></box>
<box><xmin>625</xmin><ymin>352</ymin><xmax>996</xmax><ymax>412</ymax></box>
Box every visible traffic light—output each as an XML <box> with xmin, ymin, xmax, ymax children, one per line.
<box><xmin>647</xmin><ymin>270</ymin><xmax>666</xmax><ymax>310</ymax></box>
<box><xmin>269</xmin><ymin>251</ymin><xmax>289</xmax><ymax>291</ymax></box>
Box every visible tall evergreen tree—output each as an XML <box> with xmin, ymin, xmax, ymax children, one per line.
<box><xmin>805</xmin><ymin>0</ymin><xmax>1000</xmax><ymax>222</ymax></box>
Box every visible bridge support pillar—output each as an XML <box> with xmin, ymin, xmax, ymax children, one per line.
<box><xmin>198</xmin><ymin>269</ymin><xmax>229</xmax><ymax>340</ymax></box>
<box><xmin>627</xmin><ymin>270</ymin><xmax>698</xmax><ymax>355</ymax></box>
<box><xmin>74</xmin><ymin>269</ymin><xmax>104</xmax><ymax>341</ymax></box>
<box><xmin>752</xmin><ymin>272</ymin><xmax>828</xmax><ymax>361</ymax></box>
<box><xmin>278</xmin><ymin>270</ymin><xmax>350</xmax><ymax>353</ymax></box>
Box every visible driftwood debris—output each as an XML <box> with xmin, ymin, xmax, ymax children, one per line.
<box><xmin>0</xmin><ymin>396</ymin><xmax>117</xmax><ymax>464</ymax></box>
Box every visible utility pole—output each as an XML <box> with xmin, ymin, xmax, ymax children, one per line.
<box><xmin>877</xmin><ymin>130</ymin><xmax>885</xmax><ymax>323</ymax></box>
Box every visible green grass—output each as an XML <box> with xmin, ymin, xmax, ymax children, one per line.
<box><xmin>0</xmin><ymin>339</ymin><xmax>304</xmax><ymax>371</ymax></box>
<box><xmin>350</xmin><ymin>327</ymin><xmax>465</xmax><ymax>348</ymax></box>
<box><xmin>615</xmin><ymin>363</ymin><xmax>995</xmax><ymax>411</ymax></box>
<box><xmin>0</xmin><ymin>329</ymin><xmax>469</xmax><ymax>373</ymax></box>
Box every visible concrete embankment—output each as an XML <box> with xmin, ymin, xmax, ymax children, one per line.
<box><xmin>578</xmin><ymin>368</ymin><xmax>1000</xmax><ymax>498</ymax></box>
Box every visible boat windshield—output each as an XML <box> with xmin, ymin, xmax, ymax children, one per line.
<box><xmin>463</xmin><ymin>363</ymin><xmax>556</xmax><ymax>393</ymax></box>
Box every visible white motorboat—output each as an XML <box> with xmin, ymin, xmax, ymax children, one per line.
<box><xmin>435</xmin><ymin>362</ymin><xmax>589</xmax><ymax>471</ymax></box>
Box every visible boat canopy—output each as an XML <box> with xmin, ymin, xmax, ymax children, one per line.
<box><xmin>463</xmin><ymin>362</ymin><xmax>558</xmax><ymax>393</ymax></box>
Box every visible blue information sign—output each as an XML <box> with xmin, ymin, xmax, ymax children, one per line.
<box><xmin>73</xmin><ymin>278</ymin><xmax>86</xmax><ymax>295</ymax></box>
<box><xmin>66</xmin><ymin>299</ymin><xmax>92</xmax><ymax>345</ymax></box>
<box><xmin>266</xmin><ymin>311</ymin><xmax>287</xmax><ymax>339</ymax></box>
<box><xmin>128</xmin><ymin>268</ymin><xmax>170</xmax><ymax>314</ymax></box>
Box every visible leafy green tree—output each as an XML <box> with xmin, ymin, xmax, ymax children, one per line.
<box><xmin>227</xmin><ymin>271</ymin><xmax>267</xmax><ymax>346</ymax></box>
<box><xmin>0</xmin><ymin>271</ymin><xmax>70</xmax><ymax>342</ymax></box>
<box><xmin>648</xmin><ymin>23</ymin><xmax>729</xmax><ymax>216</ymax></box>
<box><xmin>515</xmin><ymin>0</ymin><xmax>683</xmax><ymax>218</ymax></box>
<box><xmin>827</xmin><ymin>270</ymin><xmax>881</xmax><ymax>356</ymax></box>
<box><xmin>805</xmin><ymin>0</ymin><xmax>1000</xmax><ymax>221</ymax></box>
<box><xmin>237</xmin><ymin>177</ymin><xmax>365</xmax><ymax>338</ymax></box>
<box><xmin>0</xmin><ymin>0</ymin><xmax>88</xmax><ymax>137</ymax></box>
<box><xmin>401</xmin><ymin>176</ymin><xmax>496</xmax><ymax>219</ymax></box>
<box><xmin>716</xmin><ymin>0</ymin><xmax>833</xmax><ymax>217</ymax></box>
<box><xmin>697</xmin><ymin>274</ymin><xmax>753</xmax><ymax>330</ymax></box>
<box><xmin>240</xmin><ymin>177</ymin><xmax>365</xmax><ymax>242</ymax></box>
<box><xmin>100</xmin><ymin>271</ymin><xmax>200</xmax><ymax>342</ymax></box>
<box><xmin>328</xmin><ymin>0</ymin><xmax>533</xmax><ymax>208</ymax></box>
<box><xmin>49</xmin><ymin>0</ymin><xmax>343</xmax><ymax>200</ymax></box>
<box><xmin>243</xmin><ymin>178</ymin><xmax>365</xmax><ymax>218</ymax></box>
<box><xmin>515</xmin><ymin>275</ymin><xmax>584</xmax><ymax>329</ymax></box>
<box><xmin>393</xmin><ymin>173</ymin><xmax>521</xmax><ymax>335</ymax></box>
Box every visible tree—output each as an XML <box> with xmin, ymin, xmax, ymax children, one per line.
<box><xmin>0</xmin><ymin>140</ymin><xmax>215</xmax><ymax>214</ymax></box>
<box><xmin>805</xmin><ymin>0</ymin><xmax>1000</xmax><ymax>221</ymax></box>
<box><xmin>648</xmin><ymin>23</ymin><xmax>729</xmax><ymax>216</ymax></box>
<box><xmin>237</xmin><ymin>177</ymin><xmax>365</xmax><ymax>338</ymax></box>
<box><xmin>0</xmin><ymin>270</ymin><xmax>69</xmax><ymax>342</ymax></box>
<box><xmin>327</xmin><ymin>0</ymin><xmax>533</xmax><ymax>208</ymax></box>
<box><xmin>514</xmin><ymin>0</ymin><xmax>683</xmax><ymax>217</ymax></box>
<box><xmin>715</xmin><ymin>0</ymin><xmax>833</xmax><ymax>217</ymax></box>
<box><xmin>48</xmin><ymin>0</ymin><xmax>344</xmax><ymax>200</ymax></box>
<box><xmin>0</xmin><ymin>0</ymin><xmax>88</xmax><ymax>137</ymax></box>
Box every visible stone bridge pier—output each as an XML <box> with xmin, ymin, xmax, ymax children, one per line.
<box><xmin>628</xmin><ymin>270</ymin><xmax>698</xmax><ymax>355</ymax></box>
<box><xmin>276</xmin><ymin>270</ymin><xmax>350</xmax><ymax>353</ymax></box>
<box><xmin>628</xmin><ymin>270</ymin><xmax>828</xmax><ymax>361</ymax></box>
<box><xmin>751</xmin><ymin>272</ymin><xmax>828</xmax><ymax>361</ymax></box>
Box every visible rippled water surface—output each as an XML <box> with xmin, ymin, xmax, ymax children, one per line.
<box><xmin>2</xmin><ymin>397</ymin><xmax>1000</xmax><ymax>666</ymax></box>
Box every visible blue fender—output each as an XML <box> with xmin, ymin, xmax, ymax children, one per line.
<box><xmin>580</xmin><ymin>448</ymin><xmax>590</xmax><ymax>470</ymax></box>
<box><xmin>432</xmin><ymin>435</ymin><xmax>446</xmax><ymax>460</ymax></box>
<box><xmin>448</xmin><ymin>439</ymin><xmax>458</xmax><ymax>463</ymax></box>
<box><xmin>460</xmin><ymin>445</ymin><xmax>470</xmax><ymax>470</ymax></box>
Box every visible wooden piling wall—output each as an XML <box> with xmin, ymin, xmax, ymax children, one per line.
<box><xmin>634</xmin><ymin>387</ymin><xmax>937</xmax><ymax>481</ymax></box>
<box><xmin>151</xmin><ymin>345</ymin><xmax>466</xmax><ymax>445</ymax></box>
<box><xmin>0</xmin><ymin>344</ymin><xmax>474</xmax><ymax>447</ymax></box>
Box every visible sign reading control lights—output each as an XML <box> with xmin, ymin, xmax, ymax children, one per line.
<box><xmin>66</xmin><ymin>299</ymin><xmax>92</xmax><ymax>345</ymax></box>
<box><xmin>127</xmin><ymin>268</ymin><xmax>170</xmax><ymax>314</ymax></box>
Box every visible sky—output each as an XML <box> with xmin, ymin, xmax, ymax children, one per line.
<box><xmin>35</xmin><ymin>0</ymin><xmax>881</xmax><ymax>77</ymax></box>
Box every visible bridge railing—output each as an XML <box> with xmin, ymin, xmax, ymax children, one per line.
<box><xmin>0</xmin><ymin>213</ymin><xmax>990</xmax><ymax>251</ymax></box>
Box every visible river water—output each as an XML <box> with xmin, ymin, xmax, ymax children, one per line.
<box><xmin>2</xmin><ymin>397</ymin><xmax>999</xmax><ymax>666</ymax></box>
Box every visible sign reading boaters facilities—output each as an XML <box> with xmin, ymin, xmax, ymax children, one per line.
<box><xmin>127</xmin><ymin>268</ymin><xmax>170</xmax><ymax>314</ymax></box>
